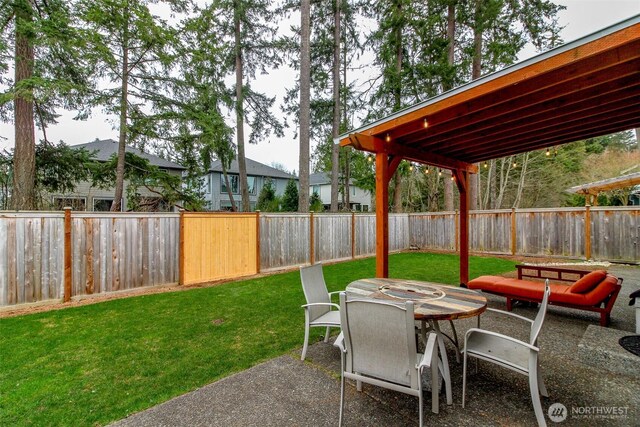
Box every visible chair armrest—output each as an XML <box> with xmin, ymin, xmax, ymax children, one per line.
<box><xmin>465</xmin><ymin>328</ymin><xmax>539</xmax><ymax>352</ymax></box>
<box><xmin>334</xmin><ymin>332</ymin><xmax>345</xmax><ymax>352</ymax></box>
<box><xmin>417</xmin><ymin>333</ymin><xmax>438</xmax><ymax>370</ymax></box>
<box><xmin>486</xmin><ymin>307</ymin><xmax>534</xmax><ymax>323</ymax></box>
<box><xmin>328</xmin><ymin>291</ymin><xmax>342</xmax><ymax>297</ymax></box>
<box><xmin>301</xmin><ymin>302</ymin><xmax>340</xmax><ymax>310</ymax></box>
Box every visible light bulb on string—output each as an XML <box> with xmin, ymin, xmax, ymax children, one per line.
<box><xmin>545</xmin><ymin>148</ymin><xmax>551</xmax><ymax>157</ymax></box>
<box><xmin>423</xmin><ymin>118</ymin><xmax>429</xmax><ymax>129</ymax></box>
<box><xmin>385</xmin><ymin>134</ymin><xmax>391</xmax><ymax>142</ymax></box>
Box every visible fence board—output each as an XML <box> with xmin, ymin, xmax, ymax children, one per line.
<box><xmin>469</xmin><ymin>210</ymin><xmax>511</xmax><ymax>253</ymax></box>
<box><xmin>315</xmin><ymin>214</ymin><xmax>352</xmax><ymax>262</ymax></box>
<box><xmin>260</xmin><ymin>214</ymin><xmax>310</xmax><ymax>270</ymax></box>
<box><xmin>355</xmin><ymin>214</ymin><xmax>376</xmax><ymax>257</ymax></box>
<box><xmin>591</xmin><ymin>208</ymin><xmax>639</xmax><ymax>262</ymax></box>
<box><xmin>0</xmin><ymin>213</ymin><xmax>65</xmax><ymax>306</ymax></box>
<box><xmin>389</xmin><ymin>214</ymin><xmax>410</xmax><ymax>251</ymax></box>
<box><xmin>516</xmin><ymin>209</ymin><xmax>584</xmax><ymax>258</ymax></box>
<box><xmin>409</xmin><ymin>212</ymin><xmax>456</xmax><ymax>250</ymax></box>
<box><xmin>182</xmin><ymin>213</ymin><xmax>257</xmax><ymax>284</ymax></box>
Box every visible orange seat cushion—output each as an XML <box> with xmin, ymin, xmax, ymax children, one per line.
<box><xmin>568</xmin><ymin>270</ymin><xmax>607</xmax><ymax>294</ymax></box>
<box><xmin>468</xmin><ymin>274</ymin><xmax>620</xmax><ymax>307</ymax></box>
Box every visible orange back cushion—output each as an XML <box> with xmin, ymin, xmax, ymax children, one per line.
<box><xmin>569</xmin><ymin>270</ymin><xmax>607</xmax><ymax>294</ymax></box>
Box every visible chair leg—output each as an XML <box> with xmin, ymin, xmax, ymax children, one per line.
<box><xmin>448</xmin><ymin>320</ymin><xmax>461</xmax><ymax>363</ymax></box>
<box><xmin>301</xmin><ymin>323</ymin><xmax>310</xmax><ymax>361</ymax></box>
<box><xmin>529</xmin><ymin>358</ymin><xmax>547</xmax><ymax>427</ymax></box>
<box><xmin>324</xmin><ymin>326</ymin><xmax>331</xmax><ymax>342</ymax></box>
<box><xmin>431</xmin><ymin>358</ymin><xmax>439</xmax><ymax>414</ymax></box>
<box><xmin>462</xmin><ymin>351</ymin><xmax>468</xmax><ymax>408</ymax></box>
<box><xmin>339</xmin><ymin>360</ymin><xmax>345</xmax><ymax>427</ymax></box>
<box><xmin>418</xmin><ymin>386</ymin><xmax>424</xmax><ymax>427</ymax></box>
<box><xmin>537</xmin><ymin>364</ymin><xmax>549</xmax><ymax>397</ymax></box>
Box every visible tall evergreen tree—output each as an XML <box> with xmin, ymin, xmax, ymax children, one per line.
<box><xmin>78</xmin><ymin>0</ymin><xmax>188</xmax><ymax>211</ymax></box>
<box><xmin>0</xmin><ymin>0</ymin><xmax>91</xmax><ymax>209</ymax></box>
<box><xmin>213</xmin><ymin>0</ymin><xmax>284</xmax><ymax>212</ymax></box>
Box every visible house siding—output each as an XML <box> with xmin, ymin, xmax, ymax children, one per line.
<box><xmin>205</xmin><ymin>172</ymin><xmax>296</xmax><ymax>211</ymax></box>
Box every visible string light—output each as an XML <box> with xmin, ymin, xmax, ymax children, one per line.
<box><xmin>409</xmin><ymin>164</ymin><xmax>414</xmax><ymax>172</ymax></box>
<box><xmin>512</xmin><ymin>161</ymin><xmax>517</xmax><ymax>168</ymax></box>
<box><xmin>385</xmin><ymin>133</ymin><xmax>391</xmax><ymax>142</ymax></box>
<box><xmin>438</xmin><ymin>169</ymin><xmax>442</xmax><ymax>177</ymax></box>
<box><xmin>423</xmin><ymin>118</ymin><xmax>429</xmax><ymax>129</ymax></box>
<box><xmin>483</xmin><ymin>162</ymin><xmax>488</xmax><ymax>169</ymax></box>
<box><xmin>545</xmin><ymin>148</ymin><xmax>551</xmax><ymax>157</ymax></box>
<box><xmin>451</xmin><ymin>175</ymin><xmax>455</xmax><ymax>181</ymax></box>
<box><xmin>425</xmin><ymin>167</ymin><xmax>430</xmax><ymax>174</ymax></box>
<box><xmin>554</xmin><ymin>147</ymin><xmax>558</xmax><ymax>157</ymax></box>
<box><xmin>367</xmin><ymin>155</ymin><xmax>373</xmax><ymax>163</ymax></box>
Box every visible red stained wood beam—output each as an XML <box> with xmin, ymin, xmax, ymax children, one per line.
<box><xmin>375</xmin><ymin>152</ymin><xmax>390</xmax><ymax>278</ymax></box>
<box><xmin>342</xmin><ymin>133</ymin><xmax>477</xmax><ymax>173</ymax></box>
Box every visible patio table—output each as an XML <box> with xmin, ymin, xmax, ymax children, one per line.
<box><xmin>346</xmin><ymin>278</ymin><xmax>487</xmax><ymax>406</ymax></box>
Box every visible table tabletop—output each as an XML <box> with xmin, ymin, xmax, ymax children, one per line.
<box><xmin>346</xmin><ymin>278</ymin><xmax>487</xmax><ymax>321</ymax></box>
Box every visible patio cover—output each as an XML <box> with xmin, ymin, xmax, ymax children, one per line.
<box><xmin>566</xmin><ymin>171</ymin><xmax>640</xmax><ymax>205</ymax></box>
<box><xmin>337</xmin><ymin>14</ymin><xmax>640</xmax><ymax>284</ymax></box>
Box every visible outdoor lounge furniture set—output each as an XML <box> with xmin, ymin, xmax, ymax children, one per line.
<box><xmin>467</xmin><ymin>265</ymin><xmax>623</xmax><ymax>326</ymax></box>
<box><xmin>299</xmin><ymin>263</ymin><xmax>622</xmax><ymax>427</ymax></box>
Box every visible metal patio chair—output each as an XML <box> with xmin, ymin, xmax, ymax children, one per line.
<box><xmin>335</xmin><ymin>292</ymin><xmax>440</xmax><ymax>427</ymax></box>
<box><xmin>300</xmin><ymin>263</ymin><xmax>341</xmax><ymax>361</ymax></box>
<box><xmin>462</xmin><ymin>280</ymin><xmax>551</xmax><ymax>426</ymax></box>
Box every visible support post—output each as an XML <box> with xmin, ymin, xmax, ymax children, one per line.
<box><xmin>179</xmin><ymin>210</ymin><xmax>185</xmax><ymax>285</ymax></box>
<box><xmin>454</xmin><ymin>170</ymin><xmax>470</xmax><ymax>286</ymax></box>
<box><xmin>310</xmin><ymin>212</ymin><xmax>315</xmax><ymax>265</ymax></box>
<box><xmin>454</xmin><ymin>210</ymin><xmax>459</xmax><ymax>252</ymax></box>
<box><xmin>511</xmin><ymin>208</ymin><xmax>517</xmax><ymax>255</ymax></box>
<box><xmin>64</xmin><ymin>207</ymin><xmax>72</xmax><ymax>302</ymax></box>
<box><xmin>375</xmin><ymin>153</ymin><xmax>390</xmax><ymax>278</ymax></box>
<box><xmin>256</xmin><ymin>211</ymin><xmax>261</xmax><ymax>273</ymax></box>
<box><xmin>585</xmin><ymin>205</ymin><xmax>592</xmax><ymax>260</ymax></box>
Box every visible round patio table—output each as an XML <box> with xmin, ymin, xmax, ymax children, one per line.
<box><xmin>345</xmin><ymin>278</ymin><xmax>487</xmax><ymax>406</ymax></box>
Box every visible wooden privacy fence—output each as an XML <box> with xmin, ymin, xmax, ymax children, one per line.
<box><xmin>1</xmin><ymin>207</ymin><xmax>638</xmax><ymax>307</ymax></box>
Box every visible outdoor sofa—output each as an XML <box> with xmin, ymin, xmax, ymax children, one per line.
<box><xmin>467</xmin><ymin>265</ymin><xmax>622</xmax><ymax>326</ymax></box>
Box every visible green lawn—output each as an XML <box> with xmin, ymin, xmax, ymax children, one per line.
<box><xmin>0</xmin><ymin>252</ymin><xmax>515</xmax><ymax>426</ymax></box>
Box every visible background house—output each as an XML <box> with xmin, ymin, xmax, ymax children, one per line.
<box><xmin>309</xmin><ymin>172</ymin><xmax>371</xmax><ymax>212</ymax></box>
<box><xmin>204</xmin><ymin>158</ymin><xmax>297</xmax><ymax>211</ymax></box>
<box><xmin>50</xmin><ymin>138</ymin><xmax>185</xmax><ymax>211</ymax></box>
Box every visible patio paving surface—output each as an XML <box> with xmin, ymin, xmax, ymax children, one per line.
<box><xmin>111</xmin><ymin>265</ymin><xmax>640</xmax><ymax>427</ymax></box>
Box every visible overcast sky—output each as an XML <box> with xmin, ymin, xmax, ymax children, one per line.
<box><xmin>1</xmin><ymin>0</ymin><xmax>638</xmax><ymax>172</ymax></box>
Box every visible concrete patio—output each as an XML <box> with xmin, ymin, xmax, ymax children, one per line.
<box><xmin>112</xmin><ymin>265</ymin><xmax>640</xmax><ymax>427</ymax></box>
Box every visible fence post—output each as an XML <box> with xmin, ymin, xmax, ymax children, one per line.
<box><xmin>511</xmin><ymin>208</ymin><xmax>517</xmax><ymax>255</ymax></box>
<box><xmin>351</xmin><ymin>212</ymin><xmax>356</xmax><ymax>259</ymax></box>
<box><xmin>256</xmin><ymin>211</ymin><xmax>261</xmax><ymax>273</ymax></box>
<box><xmin>309</xmin><ymin>212</ymin><xmax>315</xmax><ymax>265</ymax></box>
<box><xmin>63</xmin><ymin>207</ymin><xmax>72</xmax><ymax>303</ymax></box>
<box><xmin>585</xmin><ymin>205</ymin><xmax>592</xmax><ymax>260</ymax></box>
<box><xmin>179</xmin><ymin>210</ymin><xmax>185</xmax><ymax>285</ymax></box>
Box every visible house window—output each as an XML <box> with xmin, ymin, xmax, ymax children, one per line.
<box><xmin>52</xmin><ymin>197</ymin><xmax>87</xmax><ymax>211</ymax></box>
<box><xmin>312</xmin><ymin>185</ymin><xmax>320</xmax><ymax>195</ymax></box>
<box><xmin>221</xmin><ymin>175</ymin><xmax>239</xmax><ymax>194</ymax></box>
<box><xmin>93</xmin><ymin>198</ymin><xmax>117</xmax><ymax>212</ymax></box>
<box><xmin>202</xmin><ymin>176</ymin><xmax>211</xmax><ymax>194</ymax></box>
<box><xmin>221</xmin><ymin>175</ymin><xmax>257</xmax><ymax>195</ymax></box>
<box><xmin>352</xmin><ymin>186</ymin><xmax>356</xmax><ymax>196</ymax></box>
<box><xmin>363</xmin><ymin>205</ymin><xmax>369</xmax><ymax>212</ymax></box>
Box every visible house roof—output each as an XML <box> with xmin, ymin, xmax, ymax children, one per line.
<box><xmin>566</xmin><ymin>171</ymin><xmax>640</xmax><ymax>195</ymax></box>
<box><xmin>309</xmin><ymin>172</ymin><xmax>358</xmax><ymax>186</ymax></box>
<box><xmin>209</xmin><ymin>158</ymin><xmax>296</xmax><ymax>180</ymax></box>
<box><xmin>73</xmin><ymin>139</ymin><xmax>185</xmax><ymax>170</ymax></box>
<box><xmin>338</xmin><ymin>14</ymin><xmax>640</xmax><ymax>172</ymax></box>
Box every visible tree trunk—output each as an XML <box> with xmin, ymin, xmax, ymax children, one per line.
<box><xmin>112</xmin><ymin>9</ymin><xmax>129</xmax><ymax>212</ymax></box>
<box><xmin>298</xmin><ymin>0</ymin><xmax>311</xmax><ymax>212</ymax></box>
<box><xmin>513</xmin><ymin>153</ymin><xmax>528</xmax><ymax>208</ymax></box>
<box><xmin>443</xmin><ymin>1</ymin><xmax>455</xmax><ymax>212</ymax></box>
<box><xmin>392</xmin><ymin>175</ymin><xmax>402</xmax><ymax>213</ymax></box>
<box><xmin>468</xmin><ymin>0</ymin><xmax>483</xmax><ymax>211</ymax></box>
<box><xmin>636</xmin><ymin>128</ymin><xmax>640</xmax><ymax>150</ymax></box>
<box><xmin>234</xmin><ymin>3</ymin><xmax>250</xmax><ymax>212</ymax></box>
<box><xmin>393</xmin><ymin>1</ymin><xmax>403</xmax><ymax>111</ymax></box>
<box><xmin>344</xmin><ymin>148</ymin><xmax>350</xmax><ymax>210</ymax></box>
<box><xmin>222</xmin><ymin>167</ymin><xmax>237</xmax><ymax>212</ymax></box>
<box><xmin>330</xmin><ymin>0</ymin><xmax>341</xmax><ymax>212</ymax></box>
<box><xmin>12</xmin><ymin>1</ymin><xmax>36</xmax><ymax>210</ymax></box>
